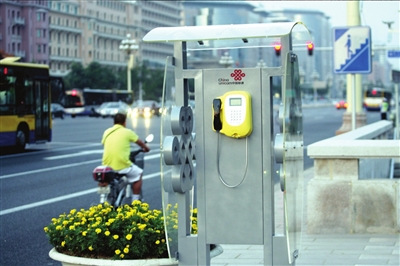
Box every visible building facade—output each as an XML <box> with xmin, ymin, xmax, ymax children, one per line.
<box><xmin>0</xmin><ymin>0</ymin><xmax>392</xmax><ymax>94</ymax></box>
<box><xmin>0</xmin><ymin>0</ymin><xmax>50</xmax><ymax>63</ymax></box>
<box><xmin>0</xmin><ymin>0</ymin><xmax>183</xmax><ymax>76</ymax></box>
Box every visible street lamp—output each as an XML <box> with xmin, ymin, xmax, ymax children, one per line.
<box><xmin>219</xmin><ymin>52</ymin><xmax>234</xmax><ymax>68</ymax></box>
<box><xmin>119</xmin><ymin>34</ymin><xmax>139</xmax><ymax>92</ymax></box>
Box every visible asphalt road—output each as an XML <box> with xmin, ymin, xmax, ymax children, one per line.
<box><xmin>0</xmin><ymin>105</ymin><xmax>381</xmax><ymax>265</ymax></box>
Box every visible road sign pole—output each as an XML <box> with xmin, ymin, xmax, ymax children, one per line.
<box><xmin>351</xmin><ymin>74</ymin><xmax>356</xmax><ymax>130</ymax></box>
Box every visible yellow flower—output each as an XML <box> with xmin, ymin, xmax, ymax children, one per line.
<box><xmin>104</xmin><ymin>231</ymin><xmax>110</xmax><ymax>236</ymax></box>
<box><xmin>124</xmin><ymin>247</ymin><xmax>129</xmax><ymax>253</ymax></box>
<box><xmin>88</xmin><ymin>246</ymin><xmax>93</xmax><ymax>251</ymax></box>
<box><xmin>82</xmin><ymin>231</ymin><xmax>87</xmax><ymax>236</ymax></box>
<box><xmin>115</xmin><ymin>249</ymin><xmax>121</xmax><ymax>255</ymax></box>
<box><xmin>95</xmin><ymin>228</ymin><xmax>102</xmax><ymax>234</ymax></box>
<box><xmin>70</xmin><ymin>209</ymin><xmax>76</xmax><ymax>215</ymax></box>
<box><xmin>113</xmin><ymin>235</ymin><xmax>119</xmax><ymax>240</ymax></box>
<box><xmin>61</xmin><ymin>241</ymin><xmax>66</xmax><ymax>247</ymax></box>
<box><xmin>120</xmin><ymin>254</ymin><xmax>125</xmax><ymax>259</ymax></box>
<box><xmin>69</xmin><ymin>225</ymin><xmax>75</xmax><ymax>230</ymax></box>
<box><xmin>138</xmin><ymin>224</ymin><xmax>147</xmax><ymax>230</ymax></box>
<box><xmin>126</xmin><ymin>234</ymin><xmax>132</xmax><ymax>240</ymax></box>
<box><xmin>56</xmin><ymin>225</ymin><xmax>62</xmax><ymax>230</ymax></box>
<box><xmin>155</xmin><ymin>240</ymin><xmax>160</xmax><ymax>245</ymax></box>
<box><xmin>44</xmin><ymin>227</ymin><xmax>49</xmax><ymax>233</ymax></box>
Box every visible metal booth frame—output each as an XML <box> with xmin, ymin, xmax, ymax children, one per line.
<box><xmin>143</xmin><ymin>22</ymin><xmax>311</xmax><ymax>265</ymax></box>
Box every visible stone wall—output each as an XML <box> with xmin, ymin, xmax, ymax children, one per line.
<box><xmin>307</xmin><ymin>121</ymin><xmax>400</xmax><ymax>234</ymax></box>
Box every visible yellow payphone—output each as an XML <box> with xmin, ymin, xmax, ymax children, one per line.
<box><xmin>212</xmin><ymin>91</ymin><xmax>252</xmax><ymax>138</ymax></box>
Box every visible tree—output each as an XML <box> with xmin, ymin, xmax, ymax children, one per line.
<box><xmin>85</xmin><ymin>62</ymin><xmax>117</xmax><ymax>89</ymax></box>
<box><xmin>63</xmin><ymin>61</ymin><xmax>164</xmax><ymax>102</ymax></box>
<box><xmin>131</xmin><ymin>63</ymin><xmax>163</xmax><ymax>102</ymax></box>
<box><xmin>64</xmin><ymin>62</ymin><xmax>86</xmax><ymax>89</ymax></box>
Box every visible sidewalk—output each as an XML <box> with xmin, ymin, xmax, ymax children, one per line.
<box><xmin>210</xmin><ymin>168</ymin><xmax>400</xmax><ymax>265</ymax></box>
<box><xmin>211</xmin><ymin>234</ymin><xmax>399</xmax><ymax>265</ymax></box>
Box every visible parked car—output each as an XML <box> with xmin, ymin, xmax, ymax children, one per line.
<box><xmin>335</xmin><ymin>100</ymin><xmax>348</xmax><ymax>110</ymax></box>
<box><xmin>51</xmin><ymin>103</ymin><xmax>64</xmax><ymax>119</ymax></box>
<box><xmin>131</xmin><ymin>100</ymin><xmax>161</xmax><ymax>118</ymax></box>
<box><xmin>95</xmin><ymin>101</ymin><xmax>130</xmax><ymax>118</ymax></box>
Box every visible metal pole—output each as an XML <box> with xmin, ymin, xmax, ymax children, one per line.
<box><xmin>352</xmin><ymin>74</ymin><xmax>356</xmax><ymax>130</ymax></box>
<box><xmin>127</xmin><ymin>54</ymin><xmax>133</xmax><ymax>92</ymax></box>
<box><xmin>395</xmin><ymin>83</ymin><xmax>399</xmax><ymax>139</ymax></box>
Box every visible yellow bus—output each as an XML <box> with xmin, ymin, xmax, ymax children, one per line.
<box><xmin>363</xmin><ymin>87</ymin><xmax>392</xmax><ymax>111</ymax></box>
<box><xmin>0</xmin><ymin>57</ymin><xmax>52</xmax><ymax>151</ymax></box>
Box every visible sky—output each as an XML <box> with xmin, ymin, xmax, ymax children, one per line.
<box><xmin>256</xmin><ymin>1</ymin><xmax>399</xmax><ymax>46</ymax></box>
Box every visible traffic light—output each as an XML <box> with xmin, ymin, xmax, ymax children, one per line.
<box><xmin>306</xmin><ymin>41</ymin><xmax>314</xmax><ymax>56</ymax></box>
<box><xmin>274</xmin><ymin>43</ymin><xmax>282</xmax><ymax>56</ymax></box>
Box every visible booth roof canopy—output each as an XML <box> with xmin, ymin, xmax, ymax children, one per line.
<box><xmin>143</xmin><ymin>22</ymin><xmax>310</xmax><ymax>43</ymax></box>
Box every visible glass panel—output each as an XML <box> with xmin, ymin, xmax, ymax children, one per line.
<box><xmin>282</xmin><ymin>52</ymin><xmax>304</xmax><ymax>263</ymax></box>
<box><xmin>160</xmin><ymin>56</ymin><xmax>178</xmax><ymax>258</ymax></box>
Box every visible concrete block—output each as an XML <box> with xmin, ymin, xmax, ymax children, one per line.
<box><xmin>314</xmin><ymin>159</ymin><xmax>358</xmax><ymax>180</ymax></box>
<box><xmin>352</xmin><ymin>181</ymin><xmax>399</xmax><ymax>233</ymax></box>
<box><xmin>307</xmin><ymin>179</ymin><xmax>352</xmax><ymax>233</ymax></box>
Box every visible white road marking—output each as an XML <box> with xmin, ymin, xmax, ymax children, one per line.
<box><xmin>1</xmin><ymin>154</ymin><xmax>160</xmax><ymax>180</ymax></box>
<box><xmin>1</xmin><ymin>151</ymin><xmax>163</xmax><ymax>215</ymax></box>
<box><xmin>0</xmin><ymin>170</ymin><xmax>165</xmax><ymax>216</ymax></box>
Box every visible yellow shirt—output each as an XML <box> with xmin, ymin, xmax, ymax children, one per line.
<box><xmin>101</xmin><ymin>124</ymin><xmax>139</xmax><ymax>170</ymax></box>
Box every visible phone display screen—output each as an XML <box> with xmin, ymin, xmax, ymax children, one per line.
<box><xmin>229</xmin><ymin>98</ymin><xmax>242</xmax><ymax>106</ymax></box>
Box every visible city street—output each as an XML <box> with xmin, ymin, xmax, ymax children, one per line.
<box><xmin>0</xmin><ymin>105</ymin><xmax>381</xmax><ymax>265</ymax></box>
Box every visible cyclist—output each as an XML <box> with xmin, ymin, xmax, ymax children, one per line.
<box><xmin>101</xmin><ymin>113</ymin><xmax>150</xmax><ymax>201</ymax></box>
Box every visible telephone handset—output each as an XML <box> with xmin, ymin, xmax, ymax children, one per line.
<box><xmin>212</xmin><ymin>91</ymin><xmax>252</xmax><ymax>138</ymax></box>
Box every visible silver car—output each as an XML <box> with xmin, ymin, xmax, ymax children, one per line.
<box><xmin>95</xmin><ymin>102</ymin><xmax>130</xmax><ymax>118</ymax></box>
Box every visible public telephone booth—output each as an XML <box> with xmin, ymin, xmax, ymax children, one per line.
<box><xmin>143</xmin><ymin>22</ymin><xmax>311</xmax><ymax>265</ymax></box>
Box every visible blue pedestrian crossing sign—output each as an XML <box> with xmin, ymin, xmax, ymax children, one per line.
<box><xmin>333</xmin><ymin>26</ymin><xmax>372</xmax><ymax>74</ymax></box>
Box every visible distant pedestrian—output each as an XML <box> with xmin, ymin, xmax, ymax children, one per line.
<box><xmin>380</xmin><ymin>98</ymin><xmax>389</xmax><ymax>120</ymax></box>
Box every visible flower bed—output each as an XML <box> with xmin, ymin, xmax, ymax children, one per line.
<box><xmin>44</xmin><ymin>200</ymin><xmax>197</xmax><ymax>260</ymax></box>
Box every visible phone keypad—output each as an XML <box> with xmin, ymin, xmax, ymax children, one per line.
<box><xmin>226</xmin><ymin>106</ymin><xmax>245</xmax><ymax>126</ymax></box>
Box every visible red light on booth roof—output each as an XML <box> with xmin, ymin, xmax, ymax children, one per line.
<box><xmin>3</xmin><ymin>67</ymin><xmax>8</xmax><ymax>75</ymax></box>
<box><xmin>274</xmin><ymin>43</ymin><xmax>282</xmax><ymax>51</ymax></box>
<box><xmin>306</xmin><ymin>41</ymin><xmax>314</xmax><ymax>56</ymax></box>
<box><xmin>71</xmin><ymin>89</ymin><xmax>77</xmax><ymax>96</ymax></box>
<box><xmin>372</xmin><ymin>89</ymin><xmax>377</xmax><ymax>95</ymax></box>
<box><xmin>274</xmin><ymin>42</ymin><xmax>282</xmax><ymax>56</ymax></box>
